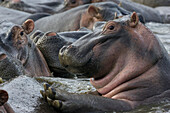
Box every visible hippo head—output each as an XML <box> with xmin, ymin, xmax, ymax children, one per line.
<box><xmin>0</xmin><ymin>20</ymin><xmax>51</xmax><ymax>78</ymax></box>
<box><xmin>80</xmin><ymin>3</ymin><xmax>130</xmax><ymax>30</ymax></box>
<box><xmin>59</xmin><ymin>12</ymin><xmax>165</xmax><ymax>95</ymax></box>
<box><xmin>64</xmin><ymin>0</ymin><xmax>91</xmax><ymax>10</ymax></box>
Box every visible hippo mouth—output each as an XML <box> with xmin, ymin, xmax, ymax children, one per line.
<box><xmin>59</xmin><ymin>45</ymin><xmax>94</xmax><ymax>77</ymax></box>
<box><xmin>62</xmin><ymin>53</ymin><xmax>93</xmax><ymax>76</ymax></box>
<box><xmin>60</xmin><ymin>49</ymin><xmax>109</xmax><ymax>80</ymax></box>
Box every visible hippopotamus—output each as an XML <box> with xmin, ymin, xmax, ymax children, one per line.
<box><xmin>0</xmin><ymin>6</ymin><xmax>51</xmax><ymax>25</ymax></box>
<box><xmin>61</xmin><ymin>0</ymin><xmax>162</xmax><ymax>23</ymax></box>
<box><xmin>0</xmin><ymin>90</ymin><xmax>14</xmax><ymax>113</ymax></box>
<box><xmin>31</xmin><ymin>30</ymin><xmax>91</xmax><ymax>77</ymax></box>
<box><xmin>155</xmin><ymin>7</ymin><xmax>170</xmax><ymax>23</ymax></box>
<box><xmin>0</xmin><ymin>0</ymin><xmax>63</xmax><ymax>14</ymax></box>
<box><xmin>34</xmin><ymin>2</ymin><xmax>131</xmax><ymax>33</ymax></box>
<box><xmin>0</xmin><ymin>19</ymin><xmax>51</xmax><ymax>79</ymax></box>
<box><xmin>131</xmin><ymin>0</ymin><xmax>170</xmax><ymax>7</ymax></box>
<box><xmin>111</xmin><ymin>0</ymin><xmax>163</xmax><ymax>23</ymax></box>
<box><xmin>57</xmin><ymin>0</ymin><xmax>93</xmax><ymax>12</ymax></box>
<box><xmin>41</xmin><ymin>12</ymin><xmax>170</xmax><ymax>112</ymax></box>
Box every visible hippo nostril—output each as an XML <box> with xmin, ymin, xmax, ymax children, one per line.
<box><xmin>67</xmin><ymin>45</ymin><xmax>72</xmax><ymax>49</ymax></box>
<box><xmin>64</xmin><ymin>65</ymin><xmax>68</xmax><ymax>68</ymax></box>
<box><xmin>60</xmin><ymin>46</ymin><xmax>67</xmax><ymax>55</ymax></box>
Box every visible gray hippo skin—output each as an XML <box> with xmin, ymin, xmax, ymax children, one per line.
<box><xmin>58</xmin><ymin>0</ymin><xmax>162</xmax><ymax>23</ymax></box>
<box><xmin>41</xmin><ymin>12</ymin><xmax>170</xmax><ymax>113</ymax></box>
<box><xmin>0</xmin><ymin>6</ymin><xmax>30</xmax><ymax>25</ymax></box>
<box><xmin>31</xmin><ymin>30</ymin><xmax>91</xmax><ymax>77</ymax></box>
<box><xmin>0</xmin><ymin>6</ymin><xmax>51</xmax><ymax>25</ymax></box>
<box><xmin>0</xmin><ymin>19</ymin><xmax>51</xmax><ymax>79</ymax></box>
<box><xmin>34</xmin><ymin>2</ymin><xmax>131</xmax><ymax>33</ymax></box>
<box><xmin>91</xmin><ymin>0</ymin><xmax>163</xmax><ymax>23</ymax></box>
<box><xmin>0</xmin><ymin>0</ymin><xmax>63</xmax><ymax>14</ymax></box>
<box><xmin>131</xmin><ymin>0</ymin><xmax>170</xmax><ymax>7</ymax></box>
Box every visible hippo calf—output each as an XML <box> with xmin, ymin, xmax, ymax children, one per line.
<box><xmin>41</xmin><ymin>12</ymin><xmax>170</xmax><ymax>113</ymax></box>
<box><xmin>0</xmin><ymin>19</ymin><xmax>51</xmax><ymax>79</ymax></box>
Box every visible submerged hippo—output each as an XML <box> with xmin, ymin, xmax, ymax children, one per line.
<box><xmin>62</xmin><ymin>0</ymin><xmax>162</xmax><ymax>23</ymax></box>
<box><xmin>0</xmin><ymin>19</ymin><xmax>51</xmax><ymax>79</ymax></box>
<box><xmin>0</xmin><ymin>6</ymin><xmax>51</xmax><ymax>25</ymax></box>
<box><xmin>41</xmin><ymin>12</ymin><xmax>170</xmax><ymax>112</ymax></box>
<box><xmin>131</xmin><ymin>0</ymin><xmax>170</xmax><ymax>7</ymax></box>
<box><xmin>34</xmin><ymin>2</ymin><xmax>131</xmax><ymax>33</ymax></box>
<box><xmin>0</xmin><ymin>0</ymin><xmax>63</xmax><ymax>14</ymax></box>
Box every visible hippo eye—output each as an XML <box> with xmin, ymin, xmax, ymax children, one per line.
<box><xmin>70</xmin><ymin>0</ymin><xmax>76</xmax><ymax>4</ymax></box>
<box><xmin>108</xmin><ymin>25</ymin><xmax>115</xmax><ymax>30</ymax></box>
<box><xmin>20</xmin><ymin>31</ymin><xmax>24</xmax><ymax>36</ymax></box>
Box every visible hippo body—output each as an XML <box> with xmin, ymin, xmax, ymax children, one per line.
<box><xmin>92</xmin><ymin>0</ymin><xmax>163</xmax><ymax>23</ymax></box>
<box><xmin>131</xmin><ymin>0</ymin><xmax>170</xmax><ymax>7</ymax></box>
<box><xmin>0</xmin><ymin>6</ymin><xmax>30</xmax><ymax>25</ymax></box>
<box><xmin>41</xmin><ymin>13</ymin><xmax>170</xmax><ymax>112</ymax></box>
<box><xmin>0</xmin><ymin>6</ymin><xmax>51</xmax><ymax>25</ymax></box>
<box><xmin>34</xmin><ymin>2</ymin><xmax>130</xmax><ymax>33</ymax></box>
<box><xmin>112</xmin><ymin>0</ymin><xmax>163</xmax><ymax>23</ymax></box>
<box><xmin>155</xmin><ymin>7</ymin><xmax>170</xmax><ymax>23</ymax></box>
<box><xmin>0</xmin><ymin>0</ymin><xmax>63</xmax><ymax>14</ymax></box>
<box><xmin>0</xmin><ymin>20</ymin><xmax>51</xmax><ymax>79</ymax></box>
<box><xmin>63</xmin><ymin>0</ymin><xmax>163</xmax><ymax>23</ymax></box>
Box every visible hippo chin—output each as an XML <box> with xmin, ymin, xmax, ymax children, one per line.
<box><xmin>41</xmin><ymin>12</ymin><xmax>170</xmax><ymax>113</ymax></box>
<box><xmin>0</xmin><ymin>19</ymin><xmax>51</xmax><ymax>79</ymax></box>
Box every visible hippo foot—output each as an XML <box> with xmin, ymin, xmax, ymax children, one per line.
<box><xmin>40</xmin><ymin>83</ymin><xmax>78</xmax><ymax>113</ymax></box>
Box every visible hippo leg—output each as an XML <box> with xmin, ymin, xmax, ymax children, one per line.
<box><xmin>40</xmin><ymin>83</ymin><xmax>133</xmax><ymax>113</ymax></box>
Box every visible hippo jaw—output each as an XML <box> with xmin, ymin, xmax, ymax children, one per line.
<box><xmin>59</xmin><ymin>44</ymin><xmax>94</xmax><ymax>76</ymax></box>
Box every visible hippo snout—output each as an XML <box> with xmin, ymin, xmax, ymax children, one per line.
<box><xmin>59</xmin><ymin>44</ymin><xmax>93</xmax><ymax>73</ymax></box>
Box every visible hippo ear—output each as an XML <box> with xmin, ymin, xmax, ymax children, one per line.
<box><xmin>46</xmin><ymin>32</ymin><xmax>57</xmax><ymax>36</ymax></box>
<box><xmin>88</xmin><ymin>5</ymin><xmax>101</xmax><ymax>18</ymax></box>
<box><xmin>130</xmin><ymin>12</ymin><xmax>139</xmax><ymax>28</ymax></box>
<box><xmin>22</xmin><ymin>19</ymin><xmax>34</xmax><ymax>34</ymax></box>
<box><xmin>0</xmin><ymin>53</ymin><xmax>7</xmax><ymax>61</ymax></box>
<box><xmin>0</xmin><ymin>90</ymin><xmax>8</xmax><ymax>106</ymax></box>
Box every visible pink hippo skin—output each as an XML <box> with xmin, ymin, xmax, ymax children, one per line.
<box><xmin>40</xmin><ymin>12</ymin><xmax>170</xmax><ymax>113</ymax></box>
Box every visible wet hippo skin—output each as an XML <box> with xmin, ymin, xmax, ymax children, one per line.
<box><xmin>41</xmin><ymin>12</ymin><xmax>170</xmax><ymax>113</ymax></box>
<box><xmin>0</xmin><ymin>6</ymin><xmax>51</xmax><ymax>25</ymax></box>
<box><xmin>0</xmin><ymin>20</ymin><xmax>51</xmax><ymax>79</ymax></box>
<box><xmin>31</xmin><ymin>30</ymin><xmax>91</xmax><ymax>77</ymax></box>
<box><xmin>34</xmin><ymin>2</ymin><xmax>130</xmax><ymax>33</ymax></box>
<box><xmin>64</xmin><ymin>0</ymin><xmax>162</xmax><ymax>23</ymax></box>
<box><xmin>0</xmin><ymin>0</ymin><xmax>63</xmax><ymax>14</ymax></box>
